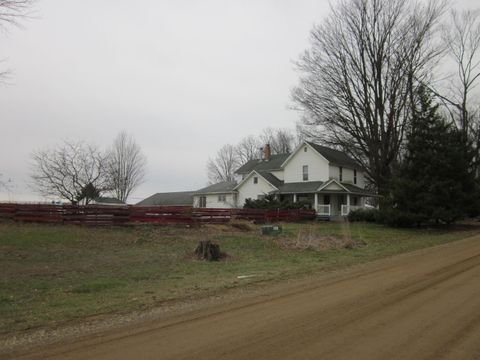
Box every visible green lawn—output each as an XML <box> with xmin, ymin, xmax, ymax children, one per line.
<box><xmin>0</xmin><ymin>221</ymin><xmax>478</xmax><ymax>334</ymax></box>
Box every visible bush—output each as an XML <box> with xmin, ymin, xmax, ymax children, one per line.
<box><xmin>348</xmin><ymin>207</ymin><xmax>423</xmax><ymax>227</ymax></box>
<box><xmin>379</xmin><ymin>209</ymin><xmax>426</xmax><ymax>227</ymax></box>
<box><xmin>244</xmin><ymin>195</ymin><xmax>311</xmax><ymax>210</ymax></box>
<box><xmin>347</xmin><ymin>208</ymin><xmax>380</xmax><ymax>223</ymax></box>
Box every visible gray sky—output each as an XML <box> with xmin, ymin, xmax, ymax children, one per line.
<box><xmin>0</xmin><ymin>0</ymin><xmax>477</xmax><ymax>202</ymax></box>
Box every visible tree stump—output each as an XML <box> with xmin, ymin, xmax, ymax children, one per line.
<box><xmin>194</xmin><ymin>240</ymin><xmax>221</xmax><ymax>261</ymax></box>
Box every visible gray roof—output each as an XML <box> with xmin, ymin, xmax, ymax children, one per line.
<box><xmin>342</xmin><ymin>183</ymin><xmax>378</xmax><ymax>196</ymax></box>
<box><xmin>235</xmin><ymin>153</ymin><xmax>289</xmax><ymax>174</ymax></box>
<box><xmin>272</xmin><ymin>180</ymin><xmax>376</xmax><ymax>196</ymax></box>
<box><xmin>235</xmin><ymin>143</ymin><xmax>361</xmax><ymax>175</ymax></box>
<box><xmin>277</xmin><ymin>181</ymin><xmax>324</xmax><ymax>193</ymax></box>
<box><xmin>94</xmin><ymin>197</ymin><xmax>125</xmax><ymax>204</ymax></box>
<box><xmin>258</xmin><ymin>172</ymin><xmax>283</xmax><ymax>188</ymax></box>
<box><xmin>307</xmin><ymin>142</ymin><xmax>361</xmax><ymax>169</ymax></box>
<box><xmin>195</xmin><ymin>181</ymin><xmax>237</xmax><ymax>194</ymax></box>
<box><xmin>136</xmin><ymin>191</ymin><xmax>195</xmax><ymax>206</ymax></box>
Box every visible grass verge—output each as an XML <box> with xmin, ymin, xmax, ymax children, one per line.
<box><xmin>0</xmin><ymin>220</ymin><xmax>478</xmax><ymax>334</ymax></box>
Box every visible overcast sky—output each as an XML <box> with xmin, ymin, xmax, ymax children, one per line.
<box><xmin>0</xmin><ymin>0</ymin><xmax>477</xmax><ymax>203</ymax></box>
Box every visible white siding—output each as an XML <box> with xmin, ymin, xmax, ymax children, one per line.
<box><xmin>283</xmin><ymin>145</ymin><xmax>329</xmax><ymax>183</ymax></box>
<box><xmin>193</xmin><ymin>193</ymin><xmax>237</xmax><ymax>208</ymax></box>
<box><xmin>270</xmin><ymin>170</ymin><xmax>284</xmax><ymax>181</ymax></box>
<box><xmin>328</xmin><ymin>165</ymin><xmax>365</xmax><ymax>188</ymax></box>
<box><xmin>237</xmin><ymin>173</ymin><xmax>277</xmax><ymax>207</ymax></box>
<box><xmin>356</xmin><ymin>171</ymin><xmax>365</xmax><ymax>188</ymax></box>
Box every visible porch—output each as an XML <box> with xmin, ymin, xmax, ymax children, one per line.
<box><xmin>316</xmin><ymin>203</ymin><xmax>365</xmax><ymax>217</ymax></box>
<box><xmin>312</xmin><ymin>193</ymin><xmax>367</xmax><ymax>217</ymax></box>
<box><xmin>276</xmin><ymin>179</ymin><xmax>377</xmax><ymax>219</ymax></box>
<box><xmin>280</xmin><ymin>192</ymin><xmax>368</xmax><ymax>217</ymax></box>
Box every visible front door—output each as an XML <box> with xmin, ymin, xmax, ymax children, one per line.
<box><xmin>321</xmin><ymin>194</ymin><xmax>344</xmax><ymax>215</ymax></box>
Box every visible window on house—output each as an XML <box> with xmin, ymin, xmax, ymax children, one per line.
<box><xmin>257</xmin><ymin>194</ymin><xmax>265</xmax><ymax>200</ymax></box>
<box><xmin>339</xmin><ymin>166</ymin><xmax>343</xmax><ymax>182</ymax></box>
<box><xmin>218</xmin><ymin>194</ymin><xmax>226</xmax><ymax>202</ymax></box>
<box><xmin>253</xmin><ymin>177</ymin><xmax>258</xmax><ymax>184</ymax></box>
<box><xmin>304</xmin><ymin>147</ymin><xmax>307</xmax><ymax>152</ymax></box>
<box><xmin>354</xmin><ymin>169</ymin><xmax>357</xmax><ymax>185</ymax></box>
<box><xmin>199</xmin><ymin>196</ymin><xmax>206</xmax><ymax>208</ymax></box>
<box><xmin>303</xmin><ymin>165</ymin><xmax>309</xmax><ymax>181</ymax></box>
<box><xmin>353</xmin><ymin>197</ymin><xmax>358</xmax><ymax>206</ymax></box>
<box><xmin>324</xmin><ymin>195</ymin><xmax>330</xmax><ymax>205</ymax></box>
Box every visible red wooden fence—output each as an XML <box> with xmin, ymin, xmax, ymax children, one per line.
<box><xmin>0</xmin><ymin>203</ymin><xmax>316</xmax><ymax>226</ymax></box>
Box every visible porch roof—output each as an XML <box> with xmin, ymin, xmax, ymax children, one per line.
<box><xmin>274</xmin><ymin>180</ymin><xmax>378</xmax><ymax>197</ymax></box>
<box><xmin>277</xmin><ymin>181</ymin><xmax>324</xmax><ymax>194</ymax></box>
<box><xmin>341</xmin><ymin>183</ymin><xmax>378</xmax><ymax>196</ymax></box>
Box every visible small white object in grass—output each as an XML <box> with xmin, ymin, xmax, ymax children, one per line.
<box><xmin>237</xmin><ymin>275</ymin><xmax>257</xmax><ymax>279</ymax></box>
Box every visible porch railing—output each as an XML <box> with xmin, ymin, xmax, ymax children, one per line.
<box><xmin>341</xmin><ymin>205</ymin><xmax>362</xmax><ymax>216</ymax></box>
<box><xmin>317</xmin><ymin>204</ymin><xmax>331</xmax><ymax>216</ymax></box>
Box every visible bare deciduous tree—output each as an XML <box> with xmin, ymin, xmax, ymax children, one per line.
<box><xmin>206</xmin><ymin>128</ymin><xmax>298</xmax><ymax>183</ymax></box>
<box><xmin>292</xmin><ymin>0</ymin><xmax>445</xmax><ymax>194</ymax></box>
<box><xmin>0</xmin><ymin>0</ymin><xmax>33</xmax><ymax>28</ymax></box>
<box><xmin>236</xmin><ymin>135</ymin><xmax>262</xmax><ymax>164</ymax></box>
<box><xmin>0</xmin><ymin>173</ymin><xmax>11</xmax><ymax>191</ymax></box>
<box><xmin>440</xmin><ymin>9</ymin><xmax>480</xmax><ymax>136</ymax></box>
<box><xmin>30</xmin><ymin>141</ymin><xmax>109</xmax><ymax>204</ymax></box>
<box><xmin>259</xmin><ymin>127</ymin><xmax>296</xmax><ymax>154</ymax></box>
<box><xmin>106</xmin><ymin>131</ymin><xmax>147</xmax><ymax>203</ymax></box>
<box><xmin>207</xmin><ymin>144</ymin><xmax>240</xmax><ymax>184</ymax></box>
<box><xmin>0</xmin><ymin>0</ymin><xmax>35</xmax><ymax>81</ymax></box>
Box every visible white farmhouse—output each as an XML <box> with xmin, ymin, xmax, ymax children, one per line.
<box><xmin>192</xmin><ymin>141</ymin><xmax>376</xmax><ymax>218</ymax></box>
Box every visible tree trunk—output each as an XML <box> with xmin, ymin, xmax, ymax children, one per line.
<box><xmin>194</xmin><ymin>240</ymin><xmax>221</xmax><ymax>261</ymax></box>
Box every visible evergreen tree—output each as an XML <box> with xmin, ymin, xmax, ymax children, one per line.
<box><xmin>76</xmin><ymin>183</ymin><xmax>101</xmax><ymax>205</ymax></box>
<box><xmin>389</xmin><ymin>87</ymin><xmax>479</xmax><ymax>226</ymax></box>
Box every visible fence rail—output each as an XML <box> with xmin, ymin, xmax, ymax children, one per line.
<box><xmin>316</xmin><ymin>204</ymin><xmax>331</xmax><ymax>216</ymax></box>
<box><xmin>0</xmin><ymin>203</ymin><xmax>315</xmax><ymax>226</ymax></box>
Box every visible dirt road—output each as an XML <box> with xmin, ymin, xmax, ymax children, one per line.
<box><xmin>8</xmin><ymin>235</ymin><xmax>480</xmax><ymax>360</ymax></box>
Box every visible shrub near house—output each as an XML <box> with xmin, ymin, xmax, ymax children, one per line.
<box><xmin>243</xmin><ymin>194</ymin><xmax>311</xmax><ymax>210</ymax></box>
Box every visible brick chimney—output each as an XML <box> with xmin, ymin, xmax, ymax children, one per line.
<box><xmin>263</xmin><ymin>143</ymin><xmax>271</xmax><ymax>161</ymax></box>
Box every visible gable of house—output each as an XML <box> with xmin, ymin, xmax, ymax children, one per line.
<box><xmin>282</xmin><ymin>143</ymin><xmax>330</xmax><ymax>183</ymax></box>
<box><xmin>319</xmin><ymin>180</ymin><xmax>347</xmax><ymax>192</ymax></box>
<box><xmin>235</xmin><ymin>171</ymin><xmax>280</xmax><ymax>207</ymax></box>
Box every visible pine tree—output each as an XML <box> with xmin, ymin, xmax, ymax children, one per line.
<box><xmin>389</xmin><ymin>86</ymin><xmax>479</xmax><ymax>226</ymax></box>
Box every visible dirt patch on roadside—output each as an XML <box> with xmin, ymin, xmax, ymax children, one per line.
<box><xmin>275</xmin><ymin>231</ymin><xmax>366</xmax><ymax>251</ymax></box>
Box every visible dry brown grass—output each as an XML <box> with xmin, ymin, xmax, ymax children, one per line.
<box><xmin>275</xmin><ymin>225</ymin><xmax>366</xmax><ymax>251</ymax></box>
